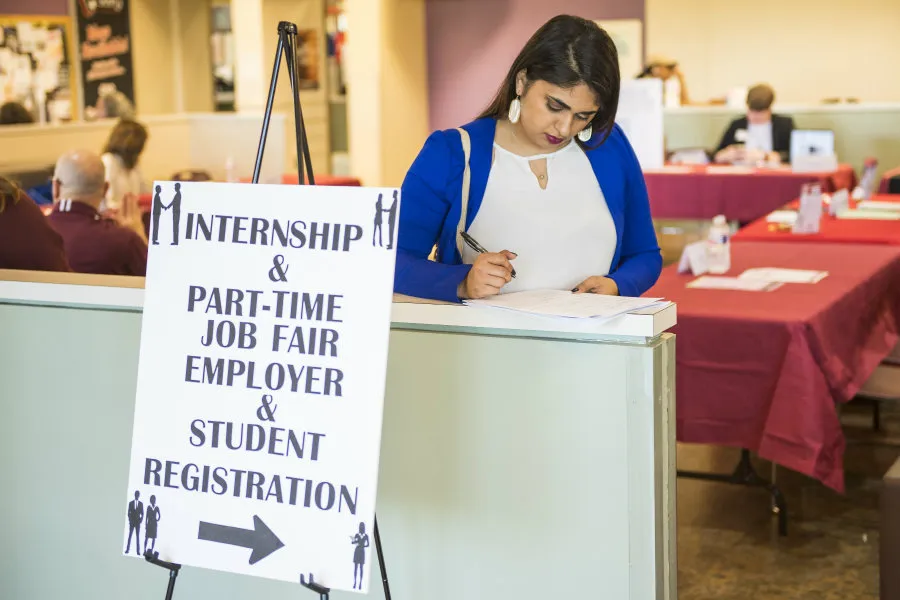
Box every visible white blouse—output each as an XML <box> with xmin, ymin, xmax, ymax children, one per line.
<box><xmin>101</xmin><ymin>152</ymin><xmax>144</xmax><ymax>211</ymax></box>
<box><xmin>461</xmin><ymin>141</ymin><xmax>617</xmax><ymax>294</ymax></box>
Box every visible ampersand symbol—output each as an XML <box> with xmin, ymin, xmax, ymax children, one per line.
<box><xmin>257</xmin><ymin>394</ymin><xmax>277</xmax><ymax>422</ymax></box>
<box><xmin>269</xmin><ymin>254</ymin><xmax>289</xmax><ymax>282</ymax></box>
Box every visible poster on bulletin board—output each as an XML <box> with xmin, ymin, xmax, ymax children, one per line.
<box><xmin>75</xmin><ymin>0</ymin><xmax>136</xmax><ymax>120</ymax></box>
<box><xmin>0</xmin><ymin>15</ymin><xmax>76</xmax><ymax>123</ymax></box>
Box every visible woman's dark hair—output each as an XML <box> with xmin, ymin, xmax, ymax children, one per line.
<box><xmin>0</xmin><ymin>101</ymin><xmax>35</xmax><ymax>125</ymax></box>
<box><xmin>103</xmin><ymin>118</ymin><xmax>148</xmax><ymax>169</ymax></box>
<box><xmin>478</xmin><ymin>15</ymin><xmax>620</xmax><ymax>147</ymax></box>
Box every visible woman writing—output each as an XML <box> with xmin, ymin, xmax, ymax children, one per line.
<box><xmin>394</xmin><ymin>15</ymin><xmax>661</xmax><ymax>302</ymax></box>
<box><xmin>101</xmin><ymin>118</ymin><xmax>148</xmax><ymax>213</ymax></box>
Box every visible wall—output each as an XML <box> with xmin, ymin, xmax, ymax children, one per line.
<box><xmin>0</xmin><ymin>113</ymin><xmax>286</xmax><ymax>185</ymax></box>
<box><xmin>177</xmin><ymin>0</ymin><xmax>215</xmax><ymax>113</ymax></box>
<box><xmin>0</xmin><ymin>0</ymin><xmax>67</xmax><ymax>14</ymax></box>
<box><xmin>345</xmin><ymin>0</ymin><xmax>430</xmax><ymax>187</ymax></box>
<box><xmin>425</xmin><ymin>0</ymin><xmax>645</xmax><ymax>131</ymax></box>
<box><xmin>646</xmin><ymin>0</ymin><xmax>900</xmax><ymax>104</ymax></box>
<box><xmin>129</xmin><ymin>0</ymin><xmax>176</xmax><ymax>115</ymax></box>
<box><xmin>257</xmin><ymin>0</ymin><xmax>330</xmax><ymax>177</ymax></box>
<box><xmin>380</xmin><ymin>0</ymin><xmax>430</xmax><ymax>186</ymax></box>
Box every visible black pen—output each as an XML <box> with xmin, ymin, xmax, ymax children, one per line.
<box><xmin>460</xmin><ymin>231</ymin><xmax>517</xmax><ymax>278</ymax></box>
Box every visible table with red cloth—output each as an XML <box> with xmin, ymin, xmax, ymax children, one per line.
<box><xmin>644</xmin><ymin>164</ymin><xmax>857</xmax><ymax>222</ymax></box>
<box><xmin>646</xmin><ymin>242</ymin><xmax>900</xmax><ymax>491</ymax></box>
<box><xmin>733</xmin><ymin>195</ymin><xmax>900</xmax><ymax>245</ymax></box>
<box><xmin>880</xmin><ymin>165</ymin><xmax>900</xmax><ymax>194</ymax></box>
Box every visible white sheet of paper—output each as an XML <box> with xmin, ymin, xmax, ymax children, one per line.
<box><xmin>835</xmin><ymin>209</ymin><xmax>900</xmax><ymax>221</ymax></box>
<box><xmin>677</xmin><ymin>240</ymin><xmax>709</xmax><ymax>276</ymax></box>
<box><xmin>705</xmin><ymin>165</ymin><xmax>756</xmax><ymax>175</ymax></box>
<box><xmin>643</xmin><ymin>165</ymin><xmax>694</xmax><ymax>174</ymax></box>
<box><xmin>738</xmin><ymin>268</ymin><xmax>828</xmax><ymax>284</ymax></box>
<box><xmin>465</xmin><ymin>290</ymin><xmax>664</xmax><ymax>320</ymax></box>
<box><xmin>857</xmin><ymin>200</ymin><xmax>900</xmax><ymax>211</ymax></box>
<box><xmin>765</xmin><ymin>210</ymin><xmax>798</xmax><ymax>224</ymax></box>
<box><xmin>687</xmin><ymin>276</ymin><xmax>781</xmax><ymax>291</ymax></box>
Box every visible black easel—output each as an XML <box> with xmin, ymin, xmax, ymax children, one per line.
<box><xmin>252</xmin><ymin>21</ymin><xmax>394</xmax><ymax>600</ymax></box>
<box><xmin>144</xmin><ymin>550</ymin><xmax>182</xmax><ymax>600</ymax></box>
<box><xmin>253</xmin><ymin>21</ymin><xmax>314</xmax><ymax>186</ymax></box>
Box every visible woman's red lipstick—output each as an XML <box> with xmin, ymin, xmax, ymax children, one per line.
<box><xmin>545</xmin><ymin>134</ymin><xmax>564</xmax><ymax>145</ymax></box>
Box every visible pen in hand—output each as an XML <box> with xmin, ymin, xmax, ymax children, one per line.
<box><xmin>460</xmin><ymin>231</ymin><xmax>517</xmax><ymax>279</ymax></box>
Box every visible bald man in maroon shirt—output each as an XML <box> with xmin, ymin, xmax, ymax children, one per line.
<box><xmin>48</xmin><ymin>150</ymin><xmax>148</xmax><ymax>277</ymax></box>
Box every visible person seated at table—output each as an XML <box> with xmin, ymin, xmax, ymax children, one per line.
<box><xmin>394</xmin><ymin>15</ymin><xmax>662</xmax><ymax>302</ymax></box>
<box><xmin>636</xmin><ymin>54</ymin><xmax>690</xmax><ymax>106</ymax></box>
<box><xmin>47</xmin><ymin>150</ymin><xmax>148</xmax><ymax>277</ymax></box>
<box><xmin>0</xmin><ymin>175</ymin><xmax>71</xmax><ymax>272</ymax></box>
<box><xmin>714</xmin><ymin>84</ymin><xmax>794</xmax><ymax>165</ymax></box>
<box><xmin>101</xmin><ymin>118</ymin><xmax>148</xmax><ymax>212</ymax></box>
<box><xmin>0</xmin><ymin>101</ymin><xmax>35</xmax><ymax>125</ymax></box>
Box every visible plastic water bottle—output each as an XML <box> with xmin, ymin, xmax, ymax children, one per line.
<box><xmin>707</xmin><ymin>215</ymin><xmax>731</xmax><ymax>274</ymax></box>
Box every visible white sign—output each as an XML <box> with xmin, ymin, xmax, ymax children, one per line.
<box><xmin>123</xmin><ymin>181</ymin><xmax>399</xmax><ymax>593</ymax></box>
<box><xmin>677</xmin><ymin>240</ymin><xmax>710</xmax><ymax>276</ymax></box>
<box><xmin>594</xmin><ymin>19</ymin><xmax>643</xmax><ymax>81</ymax></box>
<box><xmin>616</xmin><ymin>78</ymin><xmax>664</xmax><ymax>170</ymax></box>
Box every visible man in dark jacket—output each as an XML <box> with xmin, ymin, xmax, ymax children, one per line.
<box><xmin>714</xmin><ymin>84</ymin><xmax>795</xmax><ymax>164</ymax></box>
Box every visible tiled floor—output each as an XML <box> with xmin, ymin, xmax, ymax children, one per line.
<box><xmin>676</xmin><ymin>402</ymin><xmax>899</xmax><ymax>599</ymax></box>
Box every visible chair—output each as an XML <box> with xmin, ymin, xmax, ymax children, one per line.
<box><xmin>170</xmin><ymin>170</ymin><xmax>213</xmax><ymax>182</ymax></box>
<box><xmin>879</xmin><ymin>165</ymin><xmax>900</xmax><ymax>194</ymax></box>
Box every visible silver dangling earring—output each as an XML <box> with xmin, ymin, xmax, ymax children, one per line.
<box><xmin>508</xmin><ymin>97</ymin><xmax>521</xmax><ymax>124</ymax></box>
<box><xmin>577</xmin><ymin>125</ymin><xmax>593</xmax><ymax>142</ymax></box>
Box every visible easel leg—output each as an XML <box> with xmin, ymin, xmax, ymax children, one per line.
<box><xmin>144</xmin><ymin>550</ymin><xmax>182</xmax><ymax>600</ymax></box>
<box><xmin>374</xmin><ymin>515</ymin><xmax>392</xmax><ymax>600</ymax></box>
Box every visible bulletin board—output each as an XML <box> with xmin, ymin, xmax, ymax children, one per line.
<box><xmin>0</xmin><ymin>15</ymin><xmax>77</xmax><ymax>123</ymax></box>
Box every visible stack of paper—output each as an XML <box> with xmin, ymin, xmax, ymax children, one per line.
<box><xmin>686</xmin><ymin>277</ymin><xmax>781</xmax><ymax>292</ymax></box>
<box><xmin>835</xmin><ymin>209</ymin><xmax>900</xmax><ymax>221</ymax></box>
<box><xmin>738</xmin><ymin>268</ymin><xmax>828</xmax><ymax>284</ymax></box>
<box><xmin>464</xmin><ymin>290</ymin><xmax>665</xmax><ymax>320</ymax></box>
<box><xmin>857</xmin><ymin>200</ymin><xmax>900</xmax><ymax>211</ymax></box>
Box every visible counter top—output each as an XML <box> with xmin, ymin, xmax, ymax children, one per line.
<box><xmin>0</xmin><ymin>271</ymin><xmax>676</xmax><ymax>343</ymax></box>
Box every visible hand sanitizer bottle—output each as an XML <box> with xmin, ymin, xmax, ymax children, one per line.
<box><xmin>707</xmin><ymin>215</ymin><xmax>731</xmax><ymax>274</ymax></box>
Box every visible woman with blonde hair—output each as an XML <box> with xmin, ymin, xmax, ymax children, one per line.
<box><xmin>101</xmin><ymin>118</ymin><xmax>148</xmax><ymax>212</ymax></box>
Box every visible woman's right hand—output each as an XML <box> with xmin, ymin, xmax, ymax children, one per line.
<box><xmin>459</xmin><ymin>251</ymin><xmax>517</xmax><ymax>299</ymax></box>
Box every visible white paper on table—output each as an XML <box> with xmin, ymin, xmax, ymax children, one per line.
<box><xmin>705</xmin><ymin>165</ymin><xmax>756</xmax><ymax>175</ymax></box>
<box><xmin>464</xmin><ymin>289</ymin><xmax>664</xmax><ymax>320</ymax></box>
<box><xmin>686</xmin><ymin>276</ymin><xmax>781</xmax><ymax>292</ymax></box>
<box><xmin>738</xmin><ymin>268</ymin><xmax>828</xmax><ymax>284</ymax></box>
<box><xmin>677</xmin><ymin>240</ymin><xmax>709</xmax><ymax>276</ymax></box>
<box><xmin>765</xmin><ymin>210</ymin><xmax>798</xmax><ymax>224</ymax></box>
<box><xmin>643</xmin><ymin>165</ymin><xmax>694</xmax><ymax>174</ymax></box>
<box><xmin>857</xmin><ymin>200</ymin><xmax>900</xmax><ymax>211</ymax></box>
<box><xmin>835</xmin><ymin>209</ymin><xmax>900</xmax><ymax>221</ymax></box>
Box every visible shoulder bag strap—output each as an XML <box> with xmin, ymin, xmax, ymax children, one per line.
<box><xmin>455</xmin><ymin>127</ymin><xmax>472</xmax><ymax>259</ymax></box>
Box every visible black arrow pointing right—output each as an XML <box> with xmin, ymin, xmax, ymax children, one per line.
<box><xmin>198</xmin><ymin>515</ymin><xmax>284</xmax><ymax>565</ymax></box>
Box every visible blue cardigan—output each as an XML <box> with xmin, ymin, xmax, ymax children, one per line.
<box><xmin>394</xmin><ymin>118</ymin><xmax>662</xmax><ymax>302</ymax></box>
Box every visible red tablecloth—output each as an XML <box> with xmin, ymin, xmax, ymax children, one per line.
<box><xmin>644</xmin><ymin>164</ymin><xmax>857</xmax><ymax>222</ymax></box>
<box><xmin>646</xmin><ymin>242</ymin><xmax>900</xmax><ymax>491</ymax></box>
<box><xmin>880</xmin><ymin>165</ymin><xmax>900</xmax><ymax>194</ymax></box>
<box><xmin>733</xmin><ymin>195</ymin><xmax>900</xmax><ymax>245</ymax></box>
